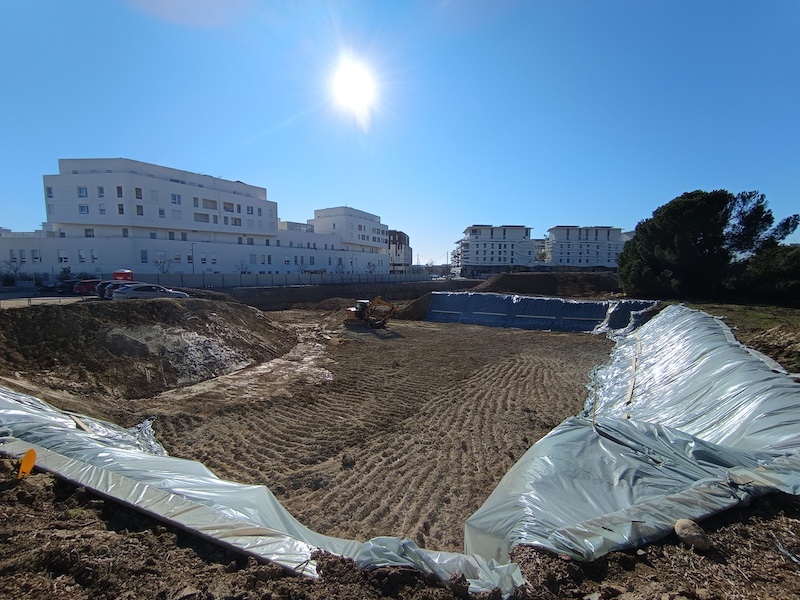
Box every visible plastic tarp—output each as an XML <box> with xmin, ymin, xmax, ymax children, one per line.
<box><xmin>425</xmin><ymin>292</ymin><xmax>657</xmax><ymax>333</ymax></box>
<box><xmin>464</xmin><ymin>304</ymin><xmax>800</xmax><ymax>562</ymax></box>
<box><xmin>0</xmin><ymin>386</ymin><xmax>522</xmax><ymax>596</ymax></box>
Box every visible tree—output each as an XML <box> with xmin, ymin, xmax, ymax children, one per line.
<box><xmin>618</xmin><ymin>189</ymin><xmax>798</xmax><ymax>299</ymax></box>
<box><xmin>725</xmin><ymin>191</ymin><xmax>800</xmax><ymax>258</ymax></box>
<box><xmin>233</xmin><ymin>258</ymin><xmax>249</xmax><ymax>274</ymax></box>
<box><xmin>152</xmin><ymin>254</ymin><xmax>174</xmax><ymax>274</ymax></box>
<box><xmin>1</xmin><ymin>260</ymin><xmax>23</xmax><ymax>284</ymax></box>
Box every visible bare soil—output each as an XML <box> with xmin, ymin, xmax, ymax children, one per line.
<box><xmin>1</xmin><ymin>277</ymin><xmax>800</xmax><ymax>599</ymax></box>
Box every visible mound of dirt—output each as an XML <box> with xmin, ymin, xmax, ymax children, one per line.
<box><xmin>748</xmin><ymin>325</ymin><xmax>800</xmax><ymax>374</ymax></box>
<box><xmin>0</xmin><ymin>298</ymin><xmax>296</xmax><ymax>403</ymax></box>
<box><xmin>474</xmin><ymin>272</ymin><xmax>622</xmax><ymax>299</ymax></box>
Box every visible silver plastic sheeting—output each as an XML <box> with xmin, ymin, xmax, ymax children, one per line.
<box><xmin>0</xmin><ymin>385</ymin><xmax>522</xmax><ymax>596</ymax></box>
<box><xmin>464</xmin><ymin>304</ymin><xmax>800</xmax><ymax>562</ymax></box>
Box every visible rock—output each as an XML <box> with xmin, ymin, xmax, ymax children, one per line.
<box><xmin>674</xmin><ymin>518</ymin><xmax>710</xmax><ymax>551</ymax></box>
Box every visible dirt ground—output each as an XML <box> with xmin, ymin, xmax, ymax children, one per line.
<box><xmin>1</xmin><ymin>278</ymin><xmax>800</xmax><ymax>599</ymax></box>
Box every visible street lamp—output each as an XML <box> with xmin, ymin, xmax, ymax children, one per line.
<box><xmin>191</xmin><ymin>242</ymin><xmax>195</xmax><ymax>274</ymax></box>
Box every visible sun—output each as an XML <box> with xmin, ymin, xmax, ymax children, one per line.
<box><xmin>331</xmin><ymin>53</ymin><xmax>377</xmax><ymax>129</ymax></box>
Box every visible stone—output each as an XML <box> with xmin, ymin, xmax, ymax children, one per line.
<box><xmin>674</xmin><ymin>518</ymin><xmax>711</xmax><ymax>551</ymax></box>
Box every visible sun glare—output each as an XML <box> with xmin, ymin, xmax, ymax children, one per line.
<box><xmin>331</xmin><ymin>54</ymin><xmax>377</xmax><ymax>129</ymax></box>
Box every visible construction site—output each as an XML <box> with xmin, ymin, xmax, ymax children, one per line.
<box><xmin>1</xmin><ymin>272</ymin><xmax>799</xmax><ymax>599</ymax></box>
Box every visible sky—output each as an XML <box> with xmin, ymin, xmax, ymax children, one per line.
<box><xmin>1</xmin><ymin>0</ymin><xmax>798</xmax><ymax>265</ymax></box>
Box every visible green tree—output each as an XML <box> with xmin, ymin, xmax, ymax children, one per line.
<box><xmin>726</xmin><ymin>191</ymin><xmax>800</xmax><ymax>258</ymax></box>
<box><xmin>618</xmin><ymin>190</ymin><xmax>732</xmax><ymax>297</ymax></box>
<box><xmin>618</xmin><ymin>189</ymin><xmax>798</xmax><ymax>299</ymax></box>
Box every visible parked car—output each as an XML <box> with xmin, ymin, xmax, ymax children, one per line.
<box><xmin>111</xmin><ymin>283</ymin><xmax>190</xmax><ymax>301</ymax></box>
<box><xmin>73</xmin><ymin>279</ymin><xmax>102</xmax><ymax>295</ymax></box>
<box><xmin>94</xmin><ymin>280</ymin><xmax>115</xmax><ymax>298</ymax></box>
<box><xmin>103</xmin><ymin>281</ymin><xmax>143</xmax><ymax>299</ymax></box>
<box><xmin>56</xmin><ymin>279</ymin><xmax>82</xmax><ymax>295</ymax></box>
<box><xmin>37</xmin><ymin>281</ymin><xmax>57</xmax><ymax>294</ymax></box>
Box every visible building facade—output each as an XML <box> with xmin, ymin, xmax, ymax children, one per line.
<box><xmin>1</xmin><ymin>158</ymin><xmax>393</xmax><ymax>280</ymax></box>
<box><xmin>388</xmin><ymin>230</ymin><xmax>413</xmax><ymax>274</ymax></box>
<box><xmin>545</xmin><ymin>226</ymin><xmax>624</xmax><ymax>267</ymax></box>
<box><xmin>453</xmin><ymin>225</ymin><xmax>539</xmax><ymax>277</ymax></box>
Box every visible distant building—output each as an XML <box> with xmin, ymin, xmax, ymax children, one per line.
<box><xmin>0</xmin><ymin>158</ymin><xmax>391</xmax><ymax>278</ymax></box>
<box><xmin>388</xmin><ymin>230</ymin><xmax>413</xmax><ymax>274</ymax></box>
<box><xmin>545</xmin><ymin>226</ymin><xmax>624</xmax><ymax>267</ymax></box>
<box><xmin>453</xmin><ymin>225</ymin><xmax>538</xmax><ymax>277</ymax></box>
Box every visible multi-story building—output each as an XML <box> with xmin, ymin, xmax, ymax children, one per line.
<box><xmin>545</xmin><ymin>225</ymin><xmax>624</xmax><ymax>267</ymax></box>
<box><xmin>388</xmin><ymin>230</ymin><xmax>413</xmax><ymax>274</ymax></box>
<box><xmin>453</xmin><ymin>225</ymin><xmax>538</xmax><ymax>277</ymax></box>
<box><xmin>0</xmin><ymin>158</ymin><xmax>391</xmax><ymax>278</ymax></box>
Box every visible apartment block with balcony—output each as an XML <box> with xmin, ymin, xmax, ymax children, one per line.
<box><xmin>545</xmin><ymin>225</ymin><xmax>624</xmax><ymax>267</ymax></box>
<box><xmin>453</xmin><ymin>224</ymin><xmax>539</xmax><ymax>277</ymax></box>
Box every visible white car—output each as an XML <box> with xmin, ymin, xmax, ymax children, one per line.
<box><xmin>111</xmin><ymin>283</ymin><xmax>190</xmax><ymax>300</ymax></box>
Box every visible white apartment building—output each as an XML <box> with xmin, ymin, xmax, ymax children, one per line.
<box><xmin>453</xmin><ymin>225</ymin><xmax>539</xmax><ymax>277</ymax></box>
<box><xmin>545</xmin><ymin>225</ymin><xmax>624</xmax><ymax>267</ymax></box>
<box><xmin>388</xmin><ymin>230</ymin><xmax>413</xmax><ymax>274</ymax></box>
<box><xmin>0</xmin><ymin>158</ymin><xmax>391</xmax><ymax>279</ymax></box>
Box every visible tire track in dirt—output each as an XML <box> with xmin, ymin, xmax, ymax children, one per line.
<box><xmin>138</xmin><ymin>315</ymin><xmax>613</xmax><ymax>553</ymax></box>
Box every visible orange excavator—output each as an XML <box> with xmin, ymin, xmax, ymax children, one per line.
<box><xmin>344</xmin><ymin>297</ymin><xmax>398</xmax><ymax>329</ymax></box>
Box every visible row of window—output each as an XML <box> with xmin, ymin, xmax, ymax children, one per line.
<box><xmin>7</xmin><ymin>249</ymin><xmax>42</xmax><ymax>263</ymax></box>
<box><xmin>48</xmin><ymin>186</ymin><xmax>270</xmax><ymax>219</ymax></box>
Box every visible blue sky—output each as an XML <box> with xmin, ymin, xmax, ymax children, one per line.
<box><xmin>2</xmin><ymin>1</ymin><xmax>798</xmax><ymax>265</ymax></box>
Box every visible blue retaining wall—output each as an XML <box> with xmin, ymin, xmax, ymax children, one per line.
<box><xmin>426</xmin><ymin>292</ymin><xmax>657</xmax><ymax>332</ymax></box>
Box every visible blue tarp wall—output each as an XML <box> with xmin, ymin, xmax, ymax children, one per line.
<box><xmin>426</xmin><ymin>292</ymin><xmax>657</xmax><ymax>332</ymax></box>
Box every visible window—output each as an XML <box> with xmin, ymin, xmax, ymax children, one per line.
<box><xmin>200</xmin><ymin>253</ymin><xmax>207</xmax><ymax>265</ymax></box>
<box><xmin>78</xmin><ymin>186</ymin><xmax>88</xmax><ymax>198</ymax></box>
<box><xmin>237</xmin><ymin>237</ymin><xmax>243</xmax><ymax>245</ymax></box>
<box><xmin>257</xmin><ymin>207</ymin><xmax>262</xmax><ymax>216</ymax></box>
<box><xmin>265</xmin><ymin>239</ymin><xmax>270</xmax><ymax>246</ymax></box>
<box><xmin>247</xmin><ymin>238</ymin><xmax>254</xmax><ymax>245</ymax></box>
<box><xmin>117</xmin><ymin>186</ymin><xmax>123</xmax><ymax>198</ymax></box>
<box><xmin>194</xmin><ymin>213</ymin><xmax>210</xmax><ymax>223</ymax></box>
<box><xmin>31</xmin><ymin>249</ymin><xmax>41</xmax><ymax>263</ymax></box>
<box><xmin>168</xmin><ymin>231</ymin><xmax>175</xmax><ymax>241</ymax></box>
<box><xmin>181</xmin><ymin>232</ymin><xmax>187</xmax><ymax>241</ymax></box>
<box><xmin>159</xmin><ymin>209</ymin><xmax>165</xmax><ymax>218</ymax></box>
<box><xmin>140</xmin><ymin>250</ymin><xmax>148</xmax><ymax>263</ymax></box>
<box><xmin>84</xmin><ymin>228</ymin><xmax>94</xmax><ymax>238</ymax></box>
<box><xmin>150</xmin><ymin>232</ymin><xmax>156</xmax><ymax>239</ymax></box>
<box><xmin>79</xmin><ymin>204</ymin><xmax>89</xmax><ymax>214</ymax></box>
<box><xmin>97</xmin><ymin>186</ymin><xmax>105</xmax><ymax>198</ymax></box>
<box><xmin>135</xmin><ymin>187</ymin><xmax>143</xmax><ymax>199</ymax></box>
<box><xmin>99</xmin><ymin>203</ymin><xmax>106</xmax><ymax>215</ymax></box>
<box><xmin>47</xmin><ymin>203</ymin><xmax>53</xmax><ymax>215</ymax></box>
<box><xmin>58</xmin><ymin>250</ymin><xmax>69</xmax><ymax>263</ymax></box>
<box><xmin>193</xmin><ymin>197</ymin><xmax>199</xmax><ymax>207</ymax></box>
<box><xmin>210</xmin><ymin>253</ymin><xmax>217</xmax><ymax>265</ymax></box>
<box><xmin>136</xmin><ymin>205</ymin><xmax>143</xmax><ymax>216</ymax></box>
<box><xmin>212</xmin><ymin>215</ymin><xmax>218</xmax><ymax>224</ymax></box>
<box><xmin>122</xmin><ymin>228</ymin><xmax>129</xmax><ymax>238</ymax></box>
<box><xmin>118</xmin><ymin>203</ymin><xmax>124</xmax><ymax>215</ymax></box>
<box><xmin>246</xmin><ymin>206</ymin><xmax>254</xmax><ymax>215</ymax></box>
<box><xmin>46</xmin><ymin>186</ymin><xmax>53</xmax><ymax>198</ymax></box>
<box><xmin>171</xmin><ymin>194</ymin><xmax>181</xmax><ymax>205</ymax></box>
<box><xmin>78</xmin><ymin>250</ymin><xmax>86</xmax><ymax>263</ymax></box>
<box><xmin>8</xmin><ymin>249</ymin><xmax>16</xmax><ymax>262</ymax></box>
<box><xmin>202</xmin><ymin>198</ymin><xmax>217</xmax><ymax>210</ymax></box>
